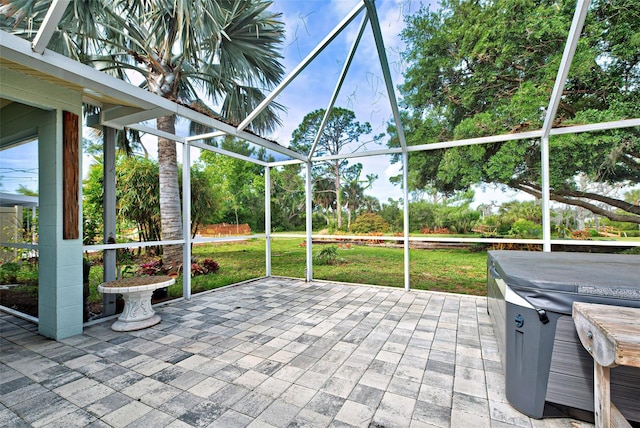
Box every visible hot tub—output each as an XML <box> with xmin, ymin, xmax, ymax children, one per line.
<box><xmin>486</xmin><ymin>250</ymin><xmax>640</xmax><ymax>422</ymax></box>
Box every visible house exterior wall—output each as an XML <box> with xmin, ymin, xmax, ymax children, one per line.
<box><xmin>0</xmin><ymin>66</ymin><xmax>84</xmax><ymax>339</ymax></box>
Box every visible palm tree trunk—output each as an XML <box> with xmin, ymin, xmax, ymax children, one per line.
<box><xmin>157</xmin><ymin>115</ymin><xmax>183</xmax><ymax>271</ymax></box>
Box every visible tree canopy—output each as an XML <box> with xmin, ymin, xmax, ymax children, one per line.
<box><xmin>291</xmin><ymin>107</ymin><xmax>375</xmax><ymax>228</ymax></box>
<box><xmin>393</xmin><ymin>0</ymin><xmax>640</xmax><ymax>224</ymax></box>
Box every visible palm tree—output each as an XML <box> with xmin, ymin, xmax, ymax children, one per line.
<box><xmin>2</xmin><ymin>0</ymin><xmax>286</xmax><ymax>270</ymax></box>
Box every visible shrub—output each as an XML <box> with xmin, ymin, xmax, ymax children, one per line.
<box><xmin>315</xmin><ymin>245</ymin><xmax>343</xmax><ymax>266</ymax></box>
<box><xmin>0</xmin><ymin>262</ymin><xmax>20</xmax><ymax>283</ymax></box>
<box><xmin>137</xmin><ymin>259</ymin><xmax>168</xmax><ymax>276</ymax></box>
<box><xmin>509</xmin><ymin>219</ymin><xmax>542</xmax><ymax>239</ymax></box>
<box><xmin>350</xmin><ymin>213</ymin><xmax>390</xmax><ymax>234</ymax></box>
<box><xmin>200</xmin><ymin>259</ymin><xmax>220</xmax><ymax>274</ymax></box>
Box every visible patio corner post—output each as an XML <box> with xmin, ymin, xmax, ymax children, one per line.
<box><xmin>265</xmin><ymin>166</ymin><xmax>272</xmax><ymax>277</ymax></box>
<box><xmin>305</xmin><ymin>161</ymin><xmax>313</xmax><ymax>282</ymax></box>
<box><xmin>541</xmin><ymin>136</ymin><xmax>552</xmax><ymax>252</ymax></box>
<box><xmin>403</xmin><ymin>151</ymin><xmax>410</xmax><ymax>291</ymax></box>
<box><xmin>182</xmin><ymin>142</ymin><xmax>192</xmax><ymax>299</ymax></box>
<box><xmin>102</xmin><ymin>126</ymin><xmax>117</xmax><ymax>316</ymax></box>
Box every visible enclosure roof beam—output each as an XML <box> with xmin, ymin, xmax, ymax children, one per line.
<box><xmin>364</xmin><ymin>0</ymin><xmax>407</xmax><ymax>152</ymax></box>
<box><xmin>313</xmin><ymin>147</ymin><xmax>402</xmax><ymax>162</ymax></box>
<box><xmin>541</xmin><ymin>0</ymin><xmax>591</xmax><ymax>138</ymax></box>
<box><xmin>188</xmin><ymin>141</ymin><xmax>268</xmax><ymax>167</ymax></box>
<box><xmin>268</xmin><ymin>159</ymin><xmax>305</xmax><ymax>167</ymax></box>
<box><xmin>236</xmin><ymin>1</ymin><xmax>366</xmax><ymax>133</ymax></box>
<box><xmin>308</xmin><ymin>14</ymin><xmax>369</xmax><ymax>160</ymax></box>
<box><xmin>31</xmin><ymin>0</ymin><xmax>70</xmax><ymax>54</ymax></box>
<box><xmin>128</xmin><ymin>124</ymin><xmax>269</xmax><ymax>166</ymax></box>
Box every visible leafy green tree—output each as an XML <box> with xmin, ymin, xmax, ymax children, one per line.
<box><xmin>291</xmin><ymin>108</ymin><xmax>375</xmax><ymax>229</ymax></box>
<box><xmin>378</xmin><ymin>198</ymin><xmax>403</xmax><ymax>232</ymax></box>
<box><xmin>393</xmin><ymin>0</ymin><xmax>640</xmax><ymax>224</ymax></box>
<box><xmin>270</xmin><ymin>164</ymin><xmax>306</xmax><ymax>231</ymax></box>
<box><xmin>350</xmin><ymin>213</ymin><xmax>390</xmax><ymax>234</ymax></box>
<box><xmin>83</xmin><ymin>155</ymin><xmax>219</xmax><ymax>249</ymax></box>
<box><xmin>3</xmin><ymin>0</ymin><xmax>286</xmax><ymax>269</ymax></box>
<box><xmin>200</xmin><ymin>137</ymin><xmax>266</xmax><ymax>232</ymax></box>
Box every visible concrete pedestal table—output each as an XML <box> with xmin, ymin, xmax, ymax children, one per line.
<box><xmin>98</xmin><ymin>276</ymin><xmax>175</xmax><ymax>331</ymax></box>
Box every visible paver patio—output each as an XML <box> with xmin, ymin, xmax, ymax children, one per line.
<box><xmin>1</xmin><ymin>277</ymin><xmax>594</xmax><ymax>427</ymax></box>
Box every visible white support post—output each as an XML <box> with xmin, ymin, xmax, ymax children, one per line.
<box><xmin>182</xmin><ymin>142</ymin><xmax>192</xmax><ymax>299</ymax></box>
<box><xmin>539</xmin><ymin>0</ymin><xmax>591</xmax><ymax>252</ymax></box>
<box><xmin>403</xmin><ymin>151</ymin><xmax>410</xmax><ymax>291</ymax></box>
<box><xmin>305</xmin><ymin>162</ymin><xmax>313</xmax><ymax>282</ymax></box>
<box><xmin>265</xmin><ymin>166</ymin><xmax>272</xmax><ymax>277</ymax></box>
<box><xmin>541</xmin><ymin>136</ymin><xmax>552</xmax><ymax>252</ymax></box>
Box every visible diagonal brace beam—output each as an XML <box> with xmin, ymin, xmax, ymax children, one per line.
<box><xmin>308</xmin><ymin>14</ymin><xmax>369</xmax><ymax>160</ymax></box>
<box><xmin>32</xmin><ymin>0</ymin><xmax>70</xmax><ymax>54</ymax></box>
<box><xmin>364</xmin><ymin>0</ymin><xmax>407</xmax><ymax>152</ymax></box>
<box><xmin>236</xmin><ymin>1</ymin><xmax>366</xmax><ymax>133</ymax></box>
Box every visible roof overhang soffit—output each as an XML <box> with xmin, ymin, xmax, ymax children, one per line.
<box><xmin>1</xmin><ymin>31</ymin><xmax>305</xmax><ymax>161</ymax></box>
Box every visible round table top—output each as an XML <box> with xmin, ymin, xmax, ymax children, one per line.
<box><xmin>98</xmin><ymin>275</ymin><xmax>175</xmax><ymax>293</ymax></box>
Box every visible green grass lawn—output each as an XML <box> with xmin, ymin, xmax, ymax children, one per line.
<box><xmin>190</xmin><ymin>238</ymin><xmax>488</xmax><ymax>295</ymax></box>
<box><xmin>84</xmin><ymin>238</ymin><xmax>489</xmax><ymax>308</ymax></box>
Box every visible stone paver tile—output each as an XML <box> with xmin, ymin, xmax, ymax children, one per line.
<box><xmin>453</xmin><ymin>391</ymin><xmax>490</xmax><ymax>418</ymax></box>
<box><xmin>125</xmin><ymin>410</ymin><xmax>178</xmax><ymax>427</ymax></box>
<box><xmin>0</xmin><ymin>380</ymin><xmax>48</xmax><ymax>407</ymax></box>
<box><xmin>372</xmin><ymin>391</ymin><xmax>416</xmax><ymax>428</ymax></box>
<box><xmin>289</xmin><ymin>408</ymin><xmax>332</xmax><ymax>428</ymax></box>
<box><xmin>254</xmin><ymin>377</ymin><xmax>291</xmax><ymax>399</ymax></box>
<box><xmin>454</xmin><ymin>366</ymin><xmax>487</xmax><ymax>399</ymax></box>
<box><xmin>387</xmin><ymin>375</ymin><xmax>422</xmax><ymax>399</ymax></box>
<box><xmin>208</xmin><ymin>383</ymin><xmax>251</xmax><ymax>408</ymax></box>
<box><xmin>206</xmin><ymin>409</ymin><xmax>254</xmax><ymax>428</ymax></box>
<box><xmin>53</xmin><ymin>377</ymin><xmax>115</xmax><ymax>407</ymax></box>
<box><xmin>101</xmin><ymin>400</ymin><xmax>153</xmax><ymax>428</ymax></box>
<box><xmin>418</xmin><ymin>384</ymin><xmax>453</xmax><ymax>408</ymax></box>
<box><xmin>305</xmin><ymin>391</ymin><xmax>345</xmax><ymax>419</ymax></box>
<box><xmin>231</xmin><ymin>391</ymin><xmax>274</xmax><ymax>417</ymax></box>
<box><xmin>40</xmin><ymin>408</ymin><xmax>97</xmax><ymax>427</ymax></box>
<box><xmin>0</xmin><ymin>407</ymin><xmax>30</xmax><ymax>428</ymax></box>
<box><xmin>85</xmin><ymin>392</ymin><xmax>133</xmax><ymax>418</ymax></box>
<box><xmin>490</xmin><ymin>400</ymin><xmax>535</xmax><ymax>427</ymax></box>
<box><xmin>348</xmin><ymin>384</ymin><xmax>385</xmax><ymax>408</ymax></box>
<box><xmin>358</xmin><ymin>369</ymin><xmax>391</xmax><ymax>390</ymax></box>
<box><xmin>272</xmin><ymin>364</ymin><xmax>304</xmax><ymax>383</ymax></box>
<box><xmin>256</xmin><ymin>398</ymin><xmax>300</xmax><ymax>427</ymax></box>
<box><xmin>159</xmin><ymin>391</ymin><xmax>204</xmax><ymax>418</ymax></box>
<box><xmin>451</xmin><ymin>408</ymin><xmax>491</xmax><ymax>428</ymax></box>
<box><xmin>233</xmin><ymin>369</ymin><xmax>269</xmax><ymax>389</ymax></box>
<box><xmin>188</xmin><ymin>376</ymin><xmax>228</xmax><ymax>398</ymax></box>
<box><xmin>280</xmin><ymin>384</ymin><xmax>317</xmax><ymax>408</ymax></box>
<box><xmin>295</xmin><ymin>370</ymin><xmax>330</xmax><ymax>390</ymax></box>
<box><xmin>320</xmin><ymin>376</ymin><xmax>357</xmax><ymax>399</ymax></box>
<box><xmin>178</xmin><ymin>400</ymin><xmax>226</xmax><ymax>427</ymax></box>
<box><xmin>334</xmin><ymin>399</ymin><xmax>376</xmax><ymax>426</ymax></box>
<box><xmin>12</xmin><ymin>392</ymin><xmax>78</xmax><ymax>428</ymax></box>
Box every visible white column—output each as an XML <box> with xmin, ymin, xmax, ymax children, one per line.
<box><xmin>265</xmin><ymin>166</ymin><xmax>272</xmax><ymax>277</ymax></box>
<box><xmin>403</xmin><ymin>151</ymin><xmax>410</xmax><ymax>291</ymax></box>
<box><xmin>182</xmin><ymin>142</ymin><xmax>191</xmax><ymax>299</ymax></box>
<box><xmin>305</xmin><ymin>162</ymin><xmax>313</xmax><ymax>282</ymax></box>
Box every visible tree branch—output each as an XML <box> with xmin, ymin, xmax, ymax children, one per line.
<box><xmin>513</xmin><ymin>182</ymin><xmax>640</xmax><ymax>224</ymax></box>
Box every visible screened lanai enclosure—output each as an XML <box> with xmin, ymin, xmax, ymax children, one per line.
<box><xmin>1</xmin><ymin>0</ymin><xmax>639</xmax><ymax>337</ymax></box>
